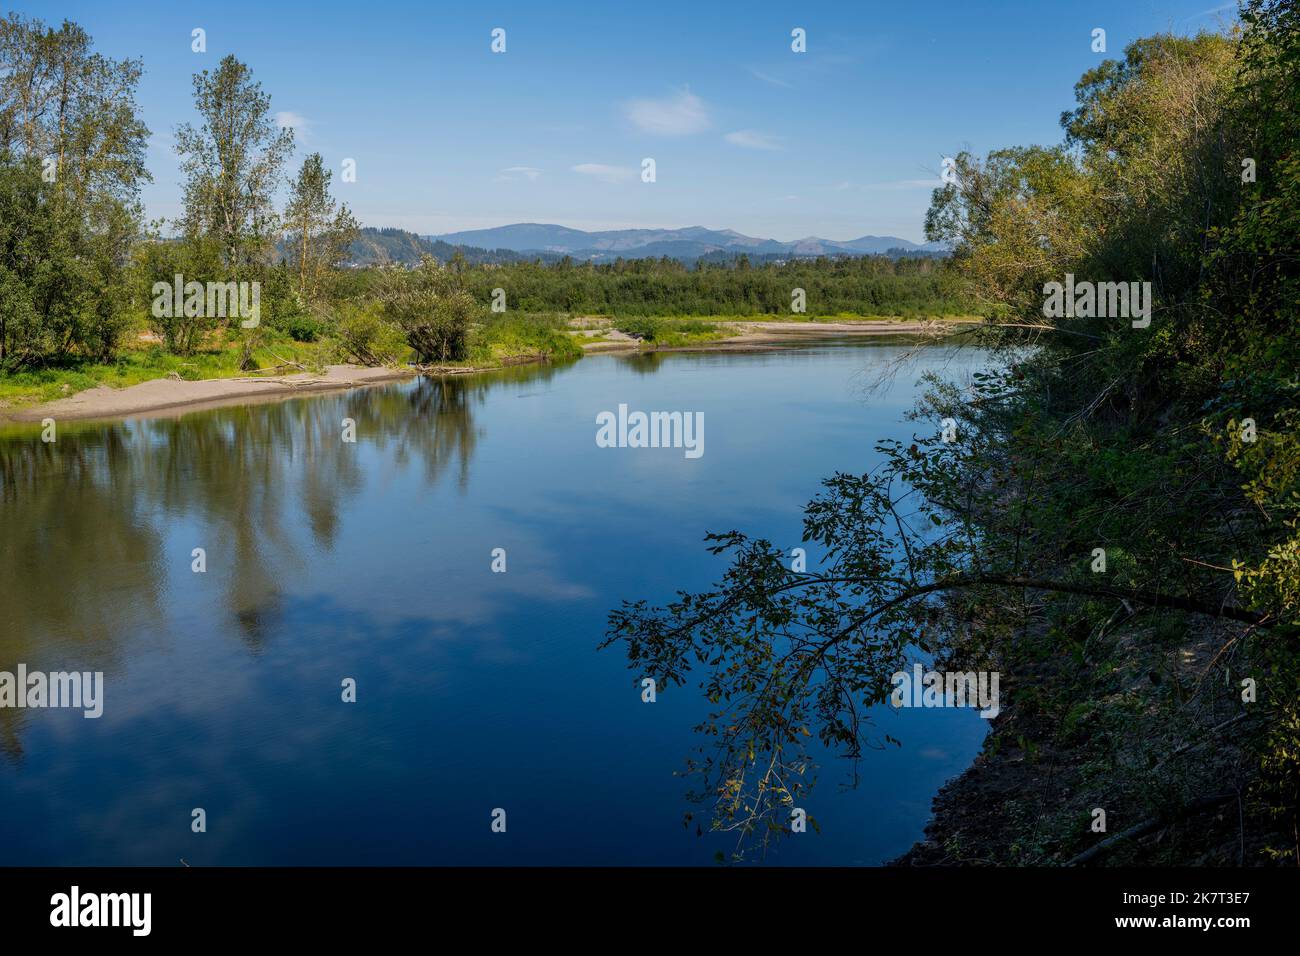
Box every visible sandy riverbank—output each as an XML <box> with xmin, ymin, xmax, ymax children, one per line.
<box><xmin>577</xmin><ymin>319</ymin><xmax>970</xmax><ymax>353</ymax></box>
<box><xmin>6</xmin><ymin>321</ymin><xmax>972</xmax><ymax>424</ymax></box>
<box><xmin>5</xmin><ymin>364</ymin><xmax>416</xmax><ymax>423</ymax></box>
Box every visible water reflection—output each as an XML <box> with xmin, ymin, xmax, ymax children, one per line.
<box><xmin>0</xmin><ymin>367</ymin><xmax>553</xmax><ymax>741</ymax></box>
<box><xmin>0</xmin><ymin>345</ymin><xmax>990</xmax><ymax>865</ymax></box>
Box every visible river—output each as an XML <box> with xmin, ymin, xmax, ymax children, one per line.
<box><xmin>0</xmin><ymin>339</ymin><xmax>990</xmax><ymax>864</ymax></box>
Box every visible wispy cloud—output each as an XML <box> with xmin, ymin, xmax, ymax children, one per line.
<box><xmin>571</xmin><ymin>163</ymin><xmax>636</xmax><ymax>184</ymax></box>
<box><xmin>746</xmin><ymin>66</ymin><xmax>793</xmax><ymax>89</ymax></box>
<box><xmin>1185</xmin><ymin>2</ymin><xmax>1237</xmax><ymax>20</ymax></box>
<box><xmin>496</xmin><ymin>166</ymin><xmax>542</xmax><ymax>182</ymax></box>
<box><xmin>275</xmin><ymin>111</ymin><xmax>311</xmax><ymax>141</ymax></box>
<box><xmin>624</xmin><ymin>89</ymin><xmax>710</xmax><ymax>136</ymax></box>
<box><xmin>725</xmin><ymin>129</ymin><xmax>783</xmax><ymax>151</ymax></box>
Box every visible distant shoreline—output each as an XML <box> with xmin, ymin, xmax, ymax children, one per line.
<box><xmin>3</xmin><ymin>321</ymin><xmax>976</xmax><ymax>425</ymax></box>
<box><xmin>578</xmin><ymin>318</ymin><xmax>974</xmax><ymax>353</ymax></box>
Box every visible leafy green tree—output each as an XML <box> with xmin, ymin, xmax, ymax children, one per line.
<box><xmin>0</xmin><ymin>14</ymin><xmax>149</xmax><ymax>206</ymax></box>
<box><xmin>285</xmin><ymin>152</ymin><xmax>358</xmax><ymax>301</ymax></box>
<box><xmin>0</xmin><ymin>155</ymin><xmax>81</xmax><ymax>364</ymax></box>
<box><xmin>129</xmin><ymin>225</ymin><xmax>223</xmax><ymax>355</ymax></box>
<box><xmin>174</xmin><ymin>55</ymin><xmax>293</xmax><ymax>270</ymax></box>
<box><xmin>379</xmin><ymin>256</ymin><xmax>478</xmax><ymax>363</ymax></box>
<box><xmin>0</xmin><ymin>14</ymin><xmax>149</xmax><ymax>365</ymax></box>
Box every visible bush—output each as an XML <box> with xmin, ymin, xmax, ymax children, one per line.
<box><xmin>333</xmin><ymin>302</ymin><xmax>407</xmax><ymax>366</ymax></box>
<box><xmin>283</xmin><ymin>314</ymin><xmax>324</xmax><ymax>342</ymax></box>
<box><xmin>613</xmin><ymin>316</ymin><xmax>718</xmax><ymax>343</ymax></box>
<box><xmin>379</xmin><ymin>256</ymin><xmax>479</xmax><ymax>363</ymax></box>
<box><xmin>469</xmin><ymin>312</ymin><xmax>583</xmax><ymax>363</ymax></box>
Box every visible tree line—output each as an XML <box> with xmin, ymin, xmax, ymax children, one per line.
<box><xmin>446</xmin><ymin>253</ymin><xmax>968</xmax><ymax>317</ymax></box>
<box><xmin>0</xmin><ymin>14</ymin><xmax>357</xmax><ymax>368</ymax></box>
<box><xmin>0</xmin><ymin>12</ymin><xmax>972</xmax><ymax>375</ymax></box>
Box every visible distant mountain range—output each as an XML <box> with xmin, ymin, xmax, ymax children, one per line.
<box><xmin>425</xmin><ymin>223</ymin><xmax>947</xmax><ymax>261</ymax></box>
<box><xmin>345</xmin><ymin>224</ymin><xmax>947</xmax><ymax>268</ymax></box>
<box><xmin>347</xmin><ymin>227</ymin><xmax>539</xmax><ymax>267</ymax></box>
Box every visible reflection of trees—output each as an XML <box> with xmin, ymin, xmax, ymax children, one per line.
<box><xmin>0</xmin><ymin>429</ymin><xmax>164</xmax><ymax>757</ymax></box>
<box><xmin>344</xmin><ymin>363</ymin><xmax>562</xmax><ymax>491</ymax></box>
<box><xmin>143</xmin><ymin>407</ymin><xmax>323</xmax><ymax>649</ymax></box>
<box><xmin>617</xmin><ymin>352</ymin><xmax>667</xmax><ymax>375</ymax></box>
<box><xmin>343</xmin><ymin>376</ymin><xmax>481</xmax><ymax>493</ymax></box>
<box><xmin>0</xmin><ymin>362</ymin><xmax>563</xmax><ymax>750</ymax></box>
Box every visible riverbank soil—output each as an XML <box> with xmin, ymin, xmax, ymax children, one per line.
<box><xmin>5</xmin><ymin>365</ymin><xmax>414</xmax><ymax>423</ymax></box>
<box><xmin>893</xmin><ymin>612</ymin><xmax>1287</xmax><ymax>866</ymax></box>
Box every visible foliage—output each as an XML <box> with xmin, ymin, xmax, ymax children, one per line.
<box><xmin>467</xmin><ymin>312</ymin><xmax>583</xmax><ymax>363</ymax></box>
<box><xmin>174</xmin><ymin>54</ymin><xmax>294</xmax><ymax>269</ymax></box>
<box><xmin>612</xmin><ymin>316</ymin><xmax>721</xmax><ymax>346</ymax></box>
<box><xmin>331</xmin><ymin>301</ymin><xmax>409</xmax><ymax>367</ymax></box>
<box><xmin>606</xmin><ymin>8</ymin><xmax>1300</xmax><ymax>862</ymax></box>
<box><xmin>0</xmin><ymin>14</ymin><xmax>148</xmax><ymax>368</ymax></box>
<box><xmin>284</xmin><ymin>152</ymin><xmax>358</xmax><ymax>302</ymax></box>
<box><xmin>452</xmin><ymin>254</ymin><xmax>970</xmax><ymax>318</ymax></box>
<box><xmin>378</xmin><ymin>256</ymin><xmax>480</xmax><ymax>363</ymax></box>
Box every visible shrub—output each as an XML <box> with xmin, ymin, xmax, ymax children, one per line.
<box><xmin>334</xmin><ymin>303</ymin><xmax>407</xmax><ymax>366</ymax></box>
<box><xmin>283</xmin><ymin>314</ymin><xmax>324</xmax><ymax>342</ymax></box>
<box><xmin>379</xmin><ymin>256</ymin><xmax>480</xmax><ymax>363</ymax></box>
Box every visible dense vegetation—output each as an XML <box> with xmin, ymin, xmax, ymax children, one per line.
<box><xmin>0</xmin><ymin>12</ymin><xmax>970</xmax><ymax>410</ymax></box>
<box><xmin>0</xmin><ymin>17</ymin><xmax>577</xmax><ymax>393</ymax></box>
<box><xmin>606</xmin><ymin>1</ymin><xmax>1299</xmax><ymax>864</ymax></box>
<box><xmin>450</xmin><ymin>254</ymin><xmax>966</xmax><ymax>317</ymax></box>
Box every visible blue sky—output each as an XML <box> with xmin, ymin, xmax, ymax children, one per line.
<box><xmin>20</xmin><ymin>0</ymin><xmax>1237</xmax><ymax>242</ymax></box>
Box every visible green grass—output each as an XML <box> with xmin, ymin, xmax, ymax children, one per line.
<box><xmin>612</xmin><ymin>316</ymin><xmax>726</xmax><ymax>347</ymax></box>
<box><xmin>467</xmin><ymin>313</ymin><xmax>584</xmax><ymax>364</ymax></box>
<box><xmin>0</xmin><ymin>335</ymin><xmax>335</xmax><ymax>410</ymax></box>
<box><xmin>605</xmin><ymin>313</ymin><xmax>983</xmax><ymax>347</ymax></box>
<box><xmin>0</xmin><ymin>313</ymin><xmax>594</xmax><ymax>411</ymax></box>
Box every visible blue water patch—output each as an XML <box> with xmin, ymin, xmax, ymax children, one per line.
<box><xmin>0</xmin><ymin>341</ymin><xmax>991</xmax><ymax>865</ymax></box>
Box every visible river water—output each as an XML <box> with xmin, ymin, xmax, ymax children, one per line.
<box><xmin>0</xmin><ymin>339</ymin><xmax>990</xmax><ymax>864</ymax></box>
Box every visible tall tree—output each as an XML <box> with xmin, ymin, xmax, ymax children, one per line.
<box><xmin>174</xmin><ymin>55</ymin><xmax>293</xmax><ymax>269</ymax></box>
<box><xmin>0</xmin><ymin>14</ymin><xmax>148</xmax><ymax>365</ymax></box>
<box><xmin>0</xmin><ymin>15</ymin><xmax>149</xmax><ymax>204</ymax></box>
<box><xmin>284</xmin><ymin>152</ymin><xmax>358</xmax><ymax>300</ymax></box>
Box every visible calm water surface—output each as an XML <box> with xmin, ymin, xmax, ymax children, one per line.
<box><xmin>0</xmin><ymin>340</ymin><xmax>990</xmax><ymax>865</ymax></box>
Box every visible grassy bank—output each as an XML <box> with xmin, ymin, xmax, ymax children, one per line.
<box><xmin>0</xmin><ymin>311</ymin><xmax>977</xmax><ymax>413</ymax></box>
<box><xmin>466</xmin><ymin>313</ymin><xmax>585</xmax><ymax>364</ymax></box>
<box><xmin>584</xmin><ymin>313</ymin><xmax>984</xmax><ymax>348</ymax></box>
<box><xmin>0</xmin><ymin>312</ymin><xmax>585</xmax><ymax>413</ymax></box>
<box><xmin>0</xmin><ymin>336</ymin><xmax>336</xmax><ymax>410</ymax></box>
<box><xmin>610</xmin><ymin>317</ymin><xmax>726</xmax><ymax>347</ymax></box>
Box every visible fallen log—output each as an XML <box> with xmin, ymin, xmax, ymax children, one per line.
<box><xmin>1065</xmin><ymin>792</ymin><xmax>1237</xmax><ymax>866</ymax></box>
